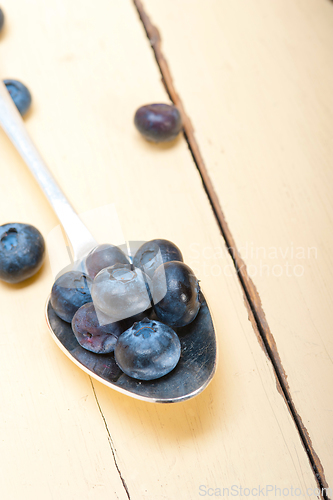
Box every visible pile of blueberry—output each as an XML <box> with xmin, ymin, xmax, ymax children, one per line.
<box><xmin>50</xmin><ymin>239</ymin><xmax>201</xmax><ymax>381</ymax></box>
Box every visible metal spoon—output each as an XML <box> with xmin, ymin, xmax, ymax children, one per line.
<box><xmin>0</xmin><ymin>81</ymin><xmax>217</xmax><ymax>403</ymax></box>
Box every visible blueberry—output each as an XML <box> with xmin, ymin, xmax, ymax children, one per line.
<box><xmin>86</xmin><ymin>243</ymin><xmax>129</xmax><ymax>279</ymax></box>
<box><xmin>134</xmin><ymin>103</ymin><xmax>182</xmax><ymax>143</ymax></box>
<box><xmin>72</xmin><ymin>302</ymin><xmax>124</xmax><ymax>354</ymax></box>
<box><xmin>91</xmin><ymin>263</ymin><xmax>152</xmax><ymax>321</ymax></box>
<box><xmin>0</xmin><ymin>8</ymin><xmax>4</xmax><ymax>32</ymax></box>
<box><xmin>114</xmin><ymin>318</ymin><xmax>181</xmax><ymax>380</ymax></box>
<box><xmin>51</xmin><ymin>271</ymin><xmax>93</xmax><ymax>323</ymax></box>
<box><xmin>133</xmin><ymin>239</ymin><xmax>183</xmax><ymax>279</ymax></box>
<box><xmin>3</xmin><ymin>79</ymin><xmax>32</xmax><ymax>116</ymax></box>
<box><xmin>0</xmin><ymin>223</ymin><xmax>45</xmax><ymax>284</ymax></box>
<box><xmin>152</xmin><ymin>261</ymin><xmax>201</xmax><ymax>327</ymax></box>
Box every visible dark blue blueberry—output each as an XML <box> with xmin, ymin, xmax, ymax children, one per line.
<box><xmin>133</xmin><ymin>239</ymin><xmax>183</xmax><ymax>279</ymax></box>
<box><xmin>134</xmin><ymin>103</ymin><xmax>182</xmax><ymax>143</ymax></box>
<box><xmin>51</xmin><ymin>271</ymin><xmax>92</xmax><ymax>323</ymax></box>
<box><xmin>114</xmin><ymin>318</ymin><xmax>181</xmax><ymax>380</ymax></box>
<box><xmin>3</xmin><ymin>79</ymin><xmax>32</xmax><ymax>116</ymax></box>
<box><xmin>91</xmin><ymin>264</ymin><xmax>152</xmax><ymax>321</ymax></box>
<box><xmin>0</xmin><ymin>223</ymin><xmax>45</xmax><ymax>284</ymax></box>
<box><xmin>86</xmin><ymin>243</ymin><xmax>129</xmax><ymax>279</ymax></box>
<box><xmin>72</xmin><ymin>302</ymin><xmax>124</xmax><ymax>354</ymax></box>
<box><xmin>0</xmin><ymin>8</ymin><xmax>4</xmax><ymax>33</ymax></box>
<box><xmin>152</xmin><ymin>261</ymin><xmax>201</xmax><ymax>327</ymax></box>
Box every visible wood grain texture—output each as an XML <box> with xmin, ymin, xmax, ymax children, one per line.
<box><xmin>139</xmin><ymin>0</ymin><xmax>333</xmax><ymax>490</ymax></box>
<box><xmin>0</xmin><ymin>0</ymin><xmax>324</xmax><ymax>498</ymax></box>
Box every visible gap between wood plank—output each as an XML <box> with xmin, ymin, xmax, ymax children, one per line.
<box><xmin>132</xmin><ymin>0</ymin><xmax>330</xmax><ymax>497</ymax></box>
<box><xmin>90</xmin><ymin>378</ymin><xmax>131</xmax><ymax>500</ymax></box>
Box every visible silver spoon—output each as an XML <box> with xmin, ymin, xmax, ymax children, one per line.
<box><xmin>0</xmin><ymin>81</ymin><xmax>217</xmax><ymax>403</ymax></box>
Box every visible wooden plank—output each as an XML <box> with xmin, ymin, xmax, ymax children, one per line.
<box><xmin>0</xmin><ymin>0</ymin><xmax>322</xmax><ymax>497</ymax></box>
<box><xmin>140</xmin><ymin>0</ymin><xmax>333</xmax><ymax>489</ymax></box>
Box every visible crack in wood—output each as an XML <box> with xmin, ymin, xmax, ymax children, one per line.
<box><xmin>132</xmin><ymin>0</ymin><xmax>330</xmax><ymax>497</ymax></box>
<box><xmin>90</xmin><ymin>378</ymin><xmax>131</xmax><ymax>500</ymax></box>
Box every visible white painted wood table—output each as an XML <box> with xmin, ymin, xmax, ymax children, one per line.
<box><xmin>0</xmin><ymin>1</ymin><xmax>331</xmax><ymax>498</ymax></box>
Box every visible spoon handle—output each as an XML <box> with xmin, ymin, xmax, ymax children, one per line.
<box><xmin>0</xmin><ymin>81</ymin><xmax>96</xmax><ymax>261</ymax></box>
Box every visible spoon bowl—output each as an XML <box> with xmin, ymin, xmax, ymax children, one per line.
<box><xmin>46</xmin><ymin>291</ymin><xmax>216</xmax><ymax>403</ymax></box>
<box><xmin>0</xmin><ymin>80</ymin><xmax>217</xmax><ymax>403</ymax></box>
